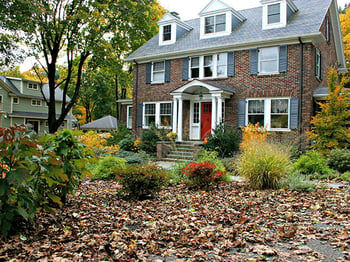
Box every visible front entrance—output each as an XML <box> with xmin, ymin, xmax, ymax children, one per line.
<box><xmin>200</xmin><ymin>102</ymin><xmax>212</xmax><ymax>139</ymax></box>
<box><xmin>26</xmin><ymin>120</ymin><xmax>39</xmax><ymax>133</ymax></box>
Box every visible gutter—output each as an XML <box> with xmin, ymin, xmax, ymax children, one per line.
<box><xmin>133</xmin><ymin>60</ymin><xmax>139</xmax><ymax>133</ymax></box>
<box><xmin>298</xmin><ymin>37</ymin><xmax>304</xmax><ymax>148</ymax></box>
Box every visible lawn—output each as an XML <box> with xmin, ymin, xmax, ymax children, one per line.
<box><xmin>0</xmin><ymin>178</ymin><xmax>349</xmax><ymax>261</ymax></box>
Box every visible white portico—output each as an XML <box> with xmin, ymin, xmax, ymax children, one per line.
<box><xmin>170</xmin><ymin>80</ymin><xmax>234</xmax><ymax>141</ymax></box>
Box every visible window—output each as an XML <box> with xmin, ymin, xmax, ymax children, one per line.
<box><xmin>205</xmin><ymin>14</ymin><xmax>226</xmax><ymax>34</ymax></box>
<box><xmin>0</xmin><ymin>95</ymin><xmax>2</xmax><ymax>104</ymax></box>
<box><xmin>204</xmin><ymin>55</ymin><xmax>213</xmax><ymax>77</ymax></box>
<box><xmin>28</xmin><ymin>83</ymin><xmax>38</xmax><ymax>90</ymax></box>
<box><xmin>152</xmin><ymin>61</ymin><xmax>165</xmax><ymax>83</ymax></box>
<box><xmin>127</xmin><ymin>106</ymin><xmax>133</xmax><ymax>129</ymax></box>
<box><xmin>247</xmin><ymin>98</ymin><xmax>290</xmax><ymax>130</ymax></box>
<box><xmin>163</xmin><ymin>25</ymin><xmax>171</xmax><ymax>41</ymax></box>
<box><xmin>190</xmin><ymin>53</ymin><xmax>228</xmax><ymax>79</ymax></box>
<box><xmin>193</xmin><ymin>102</ymin><xmax>200</xmax><ymax>124</ymax></box>
<box><xmin>191</xmin><ymin>57</ymin><xmax>200</xmax><ymax>78</ymax></box>
<box><xmin>143</xmin><ymin>102</ymin><xmax>172</xmax><ymax>128</ymax></box>
<box><xmin>259</xmin><ymin>47</ymin><xmax>279</xmax><ymax>74</ymax></box>
<box><xmin>12</xmin><ymin>97</ymin><xmax>19</xmax><ymax>104</ymax></box>
<box><xmin>326</xmin><ymin>16</ymin><xmax>331</xmax><ymax>43</ymax></box>
<box><xmin>31</xmin><ymin>99</ymin><xmax>42</xmax><ymax>106</ymax></box>
<box><xmin>315</xmin><ymin>48</ymin><xmax>321</xmax><ymax>79</ymax></box>
<box><xmin>217</xmin><ymin>53</ymin><xmax>227</xmax><ymax>77</ymax></box>
<box><xmin>144</xmin><ymin>104</ymin><xmax>156</xmax><ymax>127</ymax></box>
<box><xmin>268</xmin><ymin>3</ymin><xmax>280</xmax><ymax>24</ymax></box>
<box><xmin>160</xmin><ymin>103</ymin><xmax>172</xmax><ymax>127</ymax></box>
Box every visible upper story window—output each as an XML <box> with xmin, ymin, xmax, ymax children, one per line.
<box><xmin>268</xmin><ymin>3</ymin><xmax>281</xmax><ymax>24</ymax></box>
<box><xmin>189</xmin><ymin>53</ymin><xmax>228</xmax><ymax>79</ymax></box>
<box><xmin>325</xmin><ymin>16</ymin><xmax>331</xmax><ymax>43</ymax></box>
<box><xmin>0</xmin><ymin>95</ymin><xmax>2</xmax><ymax>104</ymax></box>
<box><xmin>315</xmin><ymin>48</ymin><xmax>322</xmax><ymax>80</ymax></box>
<box><xmin>31</xmin><ymin>99</ymin><xmax>42</xmax><ymax>106</ymax></box>
<box><xmin>205</xmin><ymin>14</ymin><xmax>226</xmax><ymax>34</ymax></box>
<box><xmin>28</xmin><ymin>83</ymin><xmax>38</xmax><ymax>90</ymax></box>
<box><xmin>163</xmin><ymin>25</ymin><xmax>172</xmax><ymax>41</ymax></box>
<box><xmin>12</xmin><ymin>97</ymin><xmax>19</xmax><ymax>104</ymax></box>
<box><xmin>259</xmin><ymin>47</ymin><xmax>279</xmax><ymax>74</ymax></box>
<box><xmin>152</xmin><ymin>61</ymin><xmax>165</xmax><ymax>83</ymax></box>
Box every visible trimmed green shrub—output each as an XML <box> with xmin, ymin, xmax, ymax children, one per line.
<box><xmin>92</xmin><ymin>156</ymin><xmax>126</xmax><ymax>180</ymax></box>
<box><xmin>182</xmin><ymin>161</ymin><xmax>226</xmax><ymax>188</ymax></box>
<box><xmin>283</xmin><ymin>172</ymin><xmax>316</xmax><ymax>192</ymax></box>
<box><xmin>202</xmin><ymin>123</ymin><xmax>240</xmax><ymax>157</ymax></box>
<box><xmin>293</xmin><ymin>150</ymin><xmax>333</xmax><ymax>175</ymax></box>
<box><xmin>139</xmin><ymin>124</ymin><xmax>169</xmax><ymax>155</ymax></box>
<box><xmin>197</xmin><ymin>149</ymin><xmax>226</xmax><ymax>172</ymax></box>
<box><xmin>118</xmin><ymin>138</ymin><xmax>136</xmax><ymax>152</ymax></box>
<box><xmin>115</xmin><ymin>164</ymin><xmax>169</xmax><ymax>200</ymax></box>
<box><xmin>327</xmin><ymin>149</ymin><xmax>350</xmax><ymax>173</ymax></box>
<box><xmin>237</xmin><ymin>140</ymin><xmax>291</xmax><ymax>189</ymax></box>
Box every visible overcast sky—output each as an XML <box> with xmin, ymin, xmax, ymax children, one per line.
<box><xmin>158</xmin><ymin>0</ymin><xmax>350</xmax><ymax>20</ymax></box>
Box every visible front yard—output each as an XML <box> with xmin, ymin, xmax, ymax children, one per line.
<box><xmin>1</xmin><ymin>178</ymin><xmax>349</xmax><ymax>261</ymax></box>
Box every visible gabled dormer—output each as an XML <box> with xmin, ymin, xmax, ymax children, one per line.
<box><xmin>158</xmin><ymin>12</ymin><xmax>192</xmax><ymax>46</ymax></box>
<box><xmin>261</xmin><ymin>0</ymin><xmax>298</xmax><ymax>30</ymax></box>
<box><xmin>199</xmin><ymin>0</ymin><xmax>246</xmax><ymax>39</ymax></box>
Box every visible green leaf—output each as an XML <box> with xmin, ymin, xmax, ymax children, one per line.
<box><xmin>48</xmin><ymin>193</ymin><xmax>63</xmax><ymax>206</ymax></box>
<box><xmin>17</xmin><ymin>207</ymin><xmax>29</xmax><ymax>220</ymax></box>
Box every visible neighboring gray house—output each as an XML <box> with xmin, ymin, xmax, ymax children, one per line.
<box><xmin>0</xmin><ymin>76</ymin><xmax>75</xmax><ymax>133</ymax></box>
<box><xmin>80</xmin><ymin>115</ymin><xmax>118</xmax><ymax>131</ymax></box>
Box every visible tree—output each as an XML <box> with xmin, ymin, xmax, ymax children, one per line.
<box><xmin>340</xmin><ymin>6</ymin><xmax>350</xmax><ymax>86</ymax></box>
<box><xmin>0</xmin><ymin>65</ymin><xmax>24</xmax><ymax>78</ymax></box>
<box><xmin>307</xmin><ymin>68</ymin><xmax>350</xmax><ymax>153</ymax></box>
<box><xmin>1</xmin><ymin>0</ymin><xmax>165</xmax><ymax>133</ymax></box>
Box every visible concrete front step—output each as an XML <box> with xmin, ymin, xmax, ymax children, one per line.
<box><xmin>161</xmin><ymin>141</ymin><xmax>198</xmax><ymax>162</ymax></box>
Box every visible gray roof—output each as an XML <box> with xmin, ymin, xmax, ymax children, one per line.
<box><xmin>80</xmin><ymin>115</ymin><xmax>117</xmax><ymax>130</ymax></box>
<box><xmin>313</xmin><ymin>86</ymin><xmax>329</xmax><ymax>97</ymax></box>
<box><xmin>204</xmin><ymin>80</ymin><xmax>236</xmax><ymax>93</ymax></box>
<box><xmin>127</xmin><ymin>0</ymin><xmax>331</xmax><ymax>61</ymax></box>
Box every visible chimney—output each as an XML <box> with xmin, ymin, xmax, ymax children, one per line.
<box><xmin>170</xmin><ymin>11</ymin><xmax>180</xmax><ymax>19</ymax></box>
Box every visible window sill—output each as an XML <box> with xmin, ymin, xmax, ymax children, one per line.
<box><xmin>268</xmin><ymin>128</ymin><xmax>291</xmax><ymax>132</ymax></box>
<box><xmin>151</xmin><ymin>81</ymin><xmax>165</xmax><ymax>85</ymax></box>
<box><xmin>257</xmin><ymin>72</ymin><xmax>280</xmax><ymax>76</ymax></box>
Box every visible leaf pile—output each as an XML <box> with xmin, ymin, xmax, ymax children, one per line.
<box><xmin>1</xmin><ymin>179</ymin><xmax>349</xmax><ymax>261</ymax></box>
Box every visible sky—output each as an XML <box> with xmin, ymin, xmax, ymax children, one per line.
<box><xmin>158</xmin><ymin>0</ymin><xmax>350</xmax><ymax>20</ymax></box>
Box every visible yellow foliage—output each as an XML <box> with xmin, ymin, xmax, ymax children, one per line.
<box><xmin>79</xmin><ymin>131</ymin><xmax>107</xmax><ymax>150</ymax></box>
<box><xmin>240</xmin><ymin>123</ymin><xmax>271</xmax><ymax>150</ymax></box>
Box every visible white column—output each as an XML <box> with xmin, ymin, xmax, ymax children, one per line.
<box><xmin>172</xmin><ymin>97</ymin><xmax>178</xmax><ymax>134</ymax></box>
<box><xmin>217</xmin><ymin>96</ymin><xmax>223</xmax><ymax>124</ymax></box>
<box><xmin>211</xmin><ymin>96</ymin><xmax>217</xmax><ymax>132</ymax></box>
<box><xmin>178</xmin><ymin>97</ymin><xmax>183</xmax><ymax>141</ymax></box>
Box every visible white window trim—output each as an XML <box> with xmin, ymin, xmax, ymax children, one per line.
<box><xmin>31</xmin><ymin>99</ymin><xmax>42</xmax><ymax>106</ymax></box>
<box><xmin>159</xmin><ymin>23</ymin><xmax>176</xmax><ymax>46</ymax></box>
<box><xmin>151</xmin><ymin>61</ymin><xmax>165</xmax><ymax>84</ymax></box>
<box><xmin>143</xmin><ymin>101</ymin><xmax>172</xmax><ymax>129</ymax></box>
<box><xmin>200</xmin><ymin>11</ymin><xmax>232</xmax><ymax>39</ymax></box>
<box><xmin>258</xmin><ymin>47</ymin><xmax>280</xmax><ymax>75</ymax></box>
<box><xmin>246</xmin><ymin>97</ymin><xmax>291</xmax><ymax>131</ymax></box>
<box><xmin>262</xmin><ymin>1</ymin><xmax>287</xmax><ymax>30</ymax></box>
<box><xmin>12</xmin><ymin>97</ymin><xmax>19</xmax><ymax>104</ymax></box>
<box><xmin>315</xmin><ymin>48</ymin><xmax>321</xmax><ymax>80</ymax></box>
<box><xmin>126</xmin><ymin>105</ymin><xmax>133</xmax><ymax>129</ymax></box>
<box><xmin>189</xmin><ymin>53</ymin><xmax>228</xmax><ymax>80</ymax></box>
<box><xmin>28</xmin><ymin>83</ymin><xmax>38</xmax><ymax>90</ymax></box>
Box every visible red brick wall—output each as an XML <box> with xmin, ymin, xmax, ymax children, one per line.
<box><xmin>132</xmin><ymin>16</ymin><xmax>338</xmax><ymax>145</ymax></box>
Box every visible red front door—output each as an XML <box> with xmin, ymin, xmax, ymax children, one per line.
<box><xmin>201</xmin><ymin>102</ymin><xmax>212</xmax><ymax>140</ymax></box>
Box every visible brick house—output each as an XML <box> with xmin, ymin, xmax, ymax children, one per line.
<box><xmin>123</xmin><ymin>0</ymin><xmax>346</xmax><ymax>145</ymax></box>
<box><xmin>0</xmin><ymin>76</ymin><xmax>76</xmax><ymax>133</ymax></box>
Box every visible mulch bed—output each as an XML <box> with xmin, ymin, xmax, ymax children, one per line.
<box><xmin>1</xmin><ymin>179</ymin><xmax>349</xmax><ymax>261</ymax></box>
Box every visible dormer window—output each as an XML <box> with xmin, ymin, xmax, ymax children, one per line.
<box><xmin>205</xmin><ymin>14</ymin><xmax>226</xmax><ymax>34</ymax></box>
<box><xmin>268</xmin><ymin>3</ymin><xmax>281</xmax><ymax>24</ymax></box>
<box><xmin>163</xmin><ymin>25</ymin><xmax>172</xmax><ymax>41</ymax></box>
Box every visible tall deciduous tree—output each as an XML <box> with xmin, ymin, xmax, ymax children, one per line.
<box><xmin>307</xmin><ymin>68</ymin><xmax>350</xmax><ymax>153</ymax></box>
<box><xmin>1</xmin><ymin>0</ymin><xmax>165</xmax><ymax>133</ymax></box>
<box><xmin>340</xmin><ymin>6</ymin><xmax>350</xmax><ymax>86</ymax></box>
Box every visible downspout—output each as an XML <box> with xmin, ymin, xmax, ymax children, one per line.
<box><xmin>133</xmin><ymin>60</ymin><xmax>139</xmax><ymax>135</ymax></box>
<box><xmin>298</xmin><ymin>38</ymin><xmax>304</xmax><ymax>149</ymax></box>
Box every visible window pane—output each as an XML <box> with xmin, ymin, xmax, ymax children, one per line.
<box><xmin>204</xmin><ymin>56</ymin><xmax>213</xmax><ymax>66</ymax></box>
<box><xmin>160</xmin><ymin>116</ymin><xmax>171</xmax><ymax>126</ymax></box>
<box><xmin>153</xmin><ymin>61</ymin><xmax>164</xmax><ymax>71</ymax></box>
<box><xmin>160</xmin><ymin>103</ymin><xmax>171</xmax><ymax>114</ymax></box>
<box><xmin>271</xmin><ymin>99</ymin><xmax>288</xmax><ymax>113</ymax></box>
<box><xmin>217</xmin><ymin>65</ymin><xmax>226</xmax><ymax>77</ymax></box>
<box><xmin>271</xmin><ymin>115</ymin><xmax>288</xmax><ymax>128</ymax></box>
<box><xmin>248</xmin><ymin>100</ymin><xmax>264</xmax><ymax>113</ymax></box>
<box><xmin>193</xmin><ymin>102</ymin><xmax>199</xmax><ymax>124</ymax></box>
<box><xmin>268</xmin><ymin>14</ymin><xmax>280</xmax><ymax>24</ymax></box>
<box><xmin>191</xmin><ymin>68</ymin><xmax>199</xmax><ymax>78</ymax></box>
<box><xmin>204</xmin><ymin>67</ymin><xmax>213</xmax><ymax>77</ymax></box>
<box><xmin>260</xmin><ymin>61</ymin><xmax>278</xmax><ymax>73</ymax></box>
<box><xmin>268</xmin><ymin>3</ymin><xmax>280</xmax><ymax>15</ymax></box>
<box><xmin>217</xmin><ymin>53</ymin><xmax>227</xmax><ymax>66</ymax></box>
<box><xmin>145</xmin><ymin>104</ymin><xmax>155</xmax><ymax>114</ymax></box>
<box><xmin>216</xmin><ymin>14</ymin><xmax>226</xmax><ymax>24</ymax></box>
<box><xmin>153</xmin><ymin>72</ymin><xmax>164</xmax><ymax>82</ymax></box>
<box><xmin>191</xmin><ymin>57</ymin><xmax>199</xmax><ymax>67</ymax></box>
<box><xmin>216</xmin><ymin>23</ymin><xmax>225</xmax><ymax>32</ymax></box>
<box><xmin>248</xmin><ymin>115</ymin><xmax>264</xmax><ymax>126</ymax></box>
<box><xmin>163</xmin><ymin>25</ymin><xmax>171</xmax><ymax>41</ymax></box>
<box><xmin>260</xmin><ymin>48</ymin><xmax>278</xmax><ymax>60</ymax></box>
<box><xmin>205</xmin><ymin>16</ymin><xmax>214</xmax><ymax>33</ymax></box>
<box><xmin>145</xmin><ymin>116</ymin><xmax>156</xmax><ymax>126</ymax></box>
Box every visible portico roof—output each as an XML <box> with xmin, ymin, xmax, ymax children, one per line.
<box><xmin>170</xmin><ymin>79</ymin><xmax>235</xmax><ymax>96</ymax></box>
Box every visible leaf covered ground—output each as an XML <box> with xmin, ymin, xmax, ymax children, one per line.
<box><xmin>1</xmin><ymin>179</ymin><xmax>350</xmax><ymax>261</ymax></box>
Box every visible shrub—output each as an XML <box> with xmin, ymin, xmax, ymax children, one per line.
<box><xmin>237</xmin><ymin>139</ymin><xmax>291</xmax><ymax>189</ymax></box>
<box><xmin>182</xmin><ymin>161</ymin><xmax>226</xmax><ymax>188</ymax></box>
<box><xmin>92</xmin><ymin>156</ymin><xmax>126</xmax><ymax>180</ymax></box>
<box><xmin>118</xmin><ymin>138</ymin><xmax>137</xmax><ymax>152</ymax></box>
<box><xmin>340</xmin><ymin>171</ymin><xmax>350</xmax><ymax>182</ymax></box>
<box><xmin>283</xmin><ymin>172</ymin><xmax>316</xmax><ymax>192</ymax></box>
<box><xmin>327</xmin><ymin>149</ymin><xmax>350</xmax><ymax>173</ymax></box>
<box><xmin>240</xmin><ymin>123</ymin><xmax>270</xmax><ymax>151</ymax></box>
<box><xmin>293</xmin><ymin>150</ymin><xmax>333</xmax><ymax>176</ymax></box>
<box><xmin>115</xmin><ymin>164</ymin><xmax>169</xmax><ymax>200</ymax></box>
<box><xmin>202</xmin><ymin>123</ymin><xmax>240</xmax><ymax>157</ymax></box>
<box><xmin>196</xmin><ymin>149</ymin><xmax>225</xmax><ymax>172</ymax></box>
<box><xmin>106</xmin><ymin>125</ymin><xmax>131</xmax><ymax>146</ymax></box>
<box><xmin>169</xmin><ymin>162</ymin><xmax>188</xmax><ymax>184</ymax></box>
<box><xmin>139</xmin><ymin>124</ymin><xmax>169</xmax><ymax>155</ymax></box>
